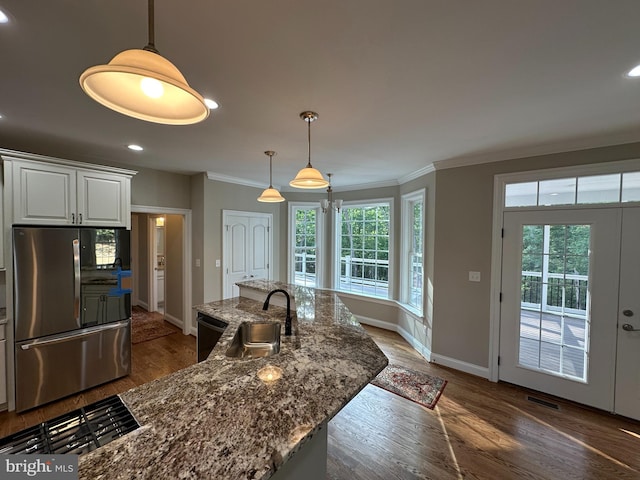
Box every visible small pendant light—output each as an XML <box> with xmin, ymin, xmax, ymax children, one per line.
<box><xmin>289</xmin><ymin>111</ymin><xmax>329</xmax><ymax>189</ymax></box>
<box><xmin>258</xmin><ymin>151</ymin><xmax>285</xmax><ymax>203</ymax></box>
<box><xmin>79</xmin><ymin>0</ymin><xmax>209</xmax><ymax>125</ymax></box>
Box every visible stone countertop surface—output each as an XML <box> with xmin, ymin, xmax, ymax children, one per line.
<box><xmin>78</xmin><ymin>281</ymin><xmax>388</xmax><ymax>480</ymax></box>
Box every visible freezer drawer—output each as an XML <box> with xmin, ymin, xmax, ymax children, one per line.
<box><xmin>15</xmin><ymin>320</ymin><xmax>131</xmax><ymax>412</ymax></box>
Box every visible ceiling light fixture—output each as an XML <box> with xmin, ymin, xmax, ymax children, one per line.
<box><xmin>79</xmin><ymin>0</ymin><xmax>209</xmax><ymax>125</ymax></box>
<box><xmin>258</xmin><ymin>151</ymin><xmax>285</xmax><ymax>203</ymax></box>
<box><xmin>289</xmin><ymin>111</ymin><xmax>329</xmax><ymax>189</ymax></box>
<box><xmin>0</xmin><ymin>9</ymin><xmax>9</xmax><ymax>24</ymax></box>
<box><xmin>321</xmin><ymin>173</ymin><xmax>343</xmax><ymax>213</ymax></box>
<box><xmin>127</xmin><ymin>144</ymin><xmax>144</xmax><ymax>151</ymax></box>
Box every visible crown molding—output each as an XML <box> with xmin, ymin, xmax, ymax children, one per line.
<box><xmin>206</xmin><ymin>171</ymin><xmax>283</xmax><ymax>190</ymax></box>
<box><xmin>398</xmin><ymin>164</ymin><xmax>436</xmax><ymax>184</ymax></box>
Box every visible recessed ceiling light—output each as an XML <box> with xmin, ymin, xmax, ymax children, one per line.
<box><xmin>204</xmin><ymin>98</ymin><xmax>219</xmax><ymax>110</ymax></box>
<box><xmin>127</xmin><ymin>144</ymin><xmax>144</xmax><ymax>151</ymax></box>
<box><xmin>627</xmin><ymin>64</ymin><xmax>640</xmax><ymax>77</ymax></box>
<box><xmin>0</xmin><ymin>9</ymin><xmax>9</xmax><ymax>24</ymax></box>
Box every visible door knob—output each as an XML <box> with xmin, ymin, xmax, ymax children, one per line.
<box><xmin>622</xmin><ymin>323</ymin><xmax>640</xmax><ymax>332</ymax></box>
<box><xmin>623</xmin><ymin>309</ymin><xmax>634</xmax><ymax>317</ymax></box>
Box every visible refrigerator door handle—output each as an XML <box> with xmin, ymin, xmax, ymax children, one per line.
<box><xmin>73</xmin><ymin>238</ymin><xmax>81</xmax><ymax>327</ymax></box>
<box><xmin>20</xmin><ymin>320</ymin><xmax>129</xmax><ymax>350</ymax></box>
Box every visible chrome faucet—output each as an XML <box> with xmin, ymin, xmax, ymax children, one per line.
<box><xmin>263</xmin><ymin>289</ymin><xmax>293</xmax><ymax>336</ymax></box>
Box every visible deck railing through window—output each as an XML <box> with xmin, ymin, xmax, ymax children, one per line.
<box><xmin>521</xmin><ymin>271</ymin><xmax>588</xmax><ymax>317</ymax></box>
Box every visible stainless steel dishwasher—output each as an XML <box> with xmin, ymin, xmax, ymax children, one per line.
<box><xmin>197</xmin><ymin>313</ymin><xmax>228</xmax><ymax>362</ymax></box>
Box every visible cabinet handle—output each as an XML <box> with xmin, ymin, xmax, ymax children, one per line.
<box><xmin>79</xmin><ymin>213</ymin><xmax>83</xmax><ymax>224</ymax></box>
<box><xmin>72</xmin><ymin>213</ymin><xmax>75</xmax><ymax>224</ymax></box>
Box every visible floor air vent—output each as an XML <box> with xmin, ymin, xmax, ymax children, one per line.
<box><xmin>526</xmin><ymin>395</ymin><xmax>560</xmax><ymax>410</ymax></box>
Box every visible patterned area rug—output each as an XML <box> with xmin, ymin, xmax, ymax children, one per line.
<box><xmin>371</xmin><ymin>364</ymin><xmax>447</xmax><ymax>409</ymax></box>
<box><xmin>131</xmin><ymin>307</ymin><xmax>177</xmax><ymax>344</ymax></box>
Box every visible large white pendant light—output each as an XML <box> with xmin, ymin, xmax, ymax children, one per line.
<box><xmin>258</xmin><ymin>151</ymin><xmax>285</xmax><ymax>203</ymax></box>
<box><xmin>79</xmin><ymin>0</ymin><xmax>209</xmax><ymax>125</ymax></box>
<box><xmin>289</xmin><ymin>111</ymin><xmax>329</xmax><ymax>189</ymax></box>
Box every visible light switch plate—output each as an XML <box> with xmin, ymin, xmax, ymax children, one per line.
<box><xmin>215</xmin><ymin>259</ymin><xmax>221</xmax><ymax>268</ymax></box>
<box><xmin>469</xmin><ymin>271</ymin><xmax>481</xmax><ymax>282</ymax></box>
<box><xmin>195</xmin><ymin>259</ymin><xmax>201</xmax><ymax>267</ymax></box>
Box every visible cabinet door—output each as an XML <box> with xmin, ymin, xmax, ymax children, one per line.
<box><xmin>12</xmin><ymin>160</ymin><xmax>76</xmax><ymax>225</ymax></box>
<box><xmin>77</xmin><ymin>171</ymin><xmax>129</xmax><ymax>227</ymax></box>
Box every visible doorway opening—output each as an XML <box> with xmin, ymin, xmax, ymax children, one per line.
<box><xmin>131</xmin><ymin>206</ymin><xmax>192</xmax><ymax>335</ymax></box>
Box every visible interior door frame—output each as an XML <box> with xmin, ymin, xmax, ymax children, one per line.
<box><xmin>222</xmin><ymin>209</ymin><xmax>273</xmax><ymax>299</ymax></box>
<box><xmin>489</xmin><ymin>158</ymin><xmax>640</xmax><ymax>382</ymax></box>
<box><xmin>132</xmin><ymin>205</ymin><xmax>192</xmax><ymax>335</ymax></box>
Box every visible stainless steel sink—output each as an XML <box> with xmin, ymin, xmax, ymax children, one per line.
<box><xmin>225</xmin><ymin>321</ymin><xmax>281</xmax><ymax>359</ymax></box>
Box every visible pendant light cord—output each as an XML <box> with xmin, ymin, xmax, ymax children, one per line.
<box><xmin>269</xmin><ymin>153</ymin><xmax>274</xmax><ymax>188</ymax></box>
<box><xmin>307</xmin><ymin>117</ymin><xmax>312</xmax><ymax>168</ymax></box>
<box><xmin>144</xmin><ymin>0</ymin><xmax>159</xmax><ymax>53</ymax></box>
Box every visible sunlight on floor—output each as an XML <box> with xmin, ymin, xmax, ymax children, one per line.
<box><xmin>434</xmin><ymin>405</ymin><xmax>464</xmax><ymax>480</ymax></box>
<box><xmin>441</xmin><ymin>399</ymin><xmax>521</xmax><ymax>451</ymax></box>
<box><xmin>620</xmin><ymin>428</ymin><xmax>640</xmax><ymax>441</ymax></box>
<box><xmin>505</xmin><ymin>403</ymin><xmax>638</xmax><ymax>473</ymax></box>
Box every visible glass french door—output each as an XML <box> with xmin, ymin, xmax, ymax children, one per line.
<box><xmin>499</xmin><ymin>208</ymin><xmax>621</xmax><ymax>411</ymax></box>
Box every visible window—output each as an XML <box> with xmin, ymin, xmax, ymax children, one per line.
<box><xmin>289</xmin><ymin>203</ymin><xmax>322</xmax><ymax>287</ymax></box>
<box><xmin>504</xmin><ymin>170</ymin><xmax>640</xmax><ymax>208</ymax></box>
<box><xmin>335</xmin><ymin>200</ymin><xmax>392</xmax><ymax>299</ymax></box>
<box><xmin>401</xmin><ymin>190</ymin><xmax>425</xmax><ymax>314</ymax></box>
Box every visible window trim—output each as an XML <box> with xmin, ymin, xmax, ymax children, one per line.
<box><xmin>400</xmin><ymin>189</ymin><xmax>425</xmax><ymax>316</ymax></box>
<box><xmin>332</xmin><ymin>197</ymin><xmax>394</xmax><ymax>300</ymax></box>
<box><xmin>288</xmin><ymin>202</ymin><xmax>324</xmax><ymax>287</ymax></box>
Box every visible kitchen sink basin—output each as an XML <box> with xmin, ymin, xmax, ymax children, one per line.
<box><xmin>225</xmin><ymin>321</ymin><xmax>281</xmax><ymax>359</ymax></box>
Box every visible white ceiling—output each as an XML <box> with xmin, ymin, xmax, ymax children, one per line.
<box><xmin>1</xmin><ymin>0</ymin><xmax>640</xmax><ymax>190</ymax></box>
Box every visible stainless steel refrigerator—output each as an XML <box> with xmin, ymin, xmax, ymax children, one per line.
<box><xmin>13</xmin><ymin>227</ymin><xmax>132</xmax><ymax>412</ymax></box>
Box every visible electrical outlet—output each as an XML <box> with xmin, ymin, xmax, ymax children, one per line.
<box><xmin>469</xmin><ymin>271</ymin><xmax>481</xmax><ymax>282</ymax></box>
<box><xmin>195</xmin><ymin>259</ymin><xmax>201</xmax><ymax>267</ymax></box>
<box><xmin>215</xmin><ymin>259</ymin><xmax>221</xmax><ymax>268</ymax></box>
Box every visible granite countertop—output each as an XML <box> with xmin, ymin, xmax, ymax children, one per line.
<box><xmin>78</xmin><ymin>280</ymin><xmax>388</xmax><ymax>479</ymax></box>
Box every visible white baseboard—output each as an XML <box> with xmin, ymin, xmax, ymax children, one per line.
<box><xmin>356</xmin><ymin>315</ymin><xmax>396</xmax><ymax>331</ymax></box>
<box><xmin>356</xmin><ymin>315</ymin><xmax>432</xmax><ymax>362</ymax></box>
<box><xmin>396</xmin><ymin>324</ymin><xmax>432</xmax><ymax>362</ymax></box>
<box><xmin>357</xmin><ymin>314</ymin><xmax>489</xmax><ymax>378</ymax></box>
<box><xmin>164</xmin><ymin>313</ymin><xmax>183</xmax><ymax>330</ymax></box>
<box><xmin>430</xmin><ymin>353</ymin><xmax>490</xmax><ymax>379</ymax></box>
<box><xmin>137</xmin><ymin>300</ymin><xmax>149</xmax><ymax>310</ymax></box>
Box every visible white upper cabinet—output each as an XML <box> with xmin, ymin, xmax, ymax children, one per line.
<box><xmin>11</xmin><ymin>160</ymin><xmax>76</xmax><ymax>225</ymax></box>
<box><xmin>2</xmin><ymin>152</ymin><xmax>136</xmax><ymax>228</ymax></box>
<box><xmin>76</xmin><ymin>170</ymin><xmax>128</xmax><ymax>227</ymax></box>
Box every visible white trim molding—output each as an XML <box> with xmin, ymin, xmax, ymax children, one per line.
<box><xmin>131</xmin><ymin>204</ymin><xmax>193</xmax><ymax>336</ymax></box>
<box><xmin>430</xmin><ymin>353</ymin><xmax>490</xmax><ymax>379</ymax></box>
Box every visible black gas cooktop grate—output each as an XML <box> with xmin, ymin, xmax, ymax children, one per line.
<box><xmin>0</xmin><ymin>395</ymin><xmax>139</xmax><ymax>455</ymax></box>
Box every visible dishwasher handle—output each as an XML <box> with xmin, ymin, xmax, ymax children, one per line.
<box><xmin>197</xmin><ymin>315</ymin><xmax>228</xmax><ymax>333</ymax></box>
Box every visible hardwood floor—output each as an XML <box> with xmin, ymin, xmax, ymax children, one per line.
<box><xmin>1</xmin><ymin>322</ymin><xmax>639</xmax><ymax>480</ymax></box>
<box><xmin>328</xmin><ymin>325</ymin><xmax>640</xmax><ymax>480</ymax></box>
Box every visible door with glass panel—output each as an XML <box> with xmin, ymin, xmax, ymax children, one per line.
<box><xmin>499</xmin><ymin>208</ymin><xmax>621</xmax><ymax>411</ymax></box>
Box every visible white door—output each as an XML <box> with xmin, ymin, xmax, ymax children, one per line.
<box><xmin>499</xmin><ymin>208</ymin><xmax>621</xmax><ymax>411</ymax></box>
<box><xmin>615</xmin><ymin>207</ymin><xmax>640</xmax><ymax>420</ymax></box>
<box><xmin>224</xmin><ymin>212</ymin><xmax>272</xmax><ymax>298</ymax></box>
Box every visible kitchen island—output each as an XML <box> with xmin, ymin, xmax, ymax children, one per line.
<box><xmin>78</xmin><ymin>280</ymin><xmax>388</xmax><ymax>479</ymax></box>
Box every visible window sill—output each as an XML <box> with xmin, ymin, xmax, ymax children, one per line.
<box><xmin>397</xmin><ymin>302</ymin><xmax>424</xmax><ymax>320</ymax></box>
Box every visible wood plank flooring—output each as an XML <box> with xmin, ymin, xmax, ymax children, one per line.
<box><xmin>1</xmin><ymin>322</ymin><xmax>639</xmax><ymax>480</ymax></box>
<box><xmin>330</xmin><ymin>325</ymin><xmax>640</xmax><ymax>480</ymax></box>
